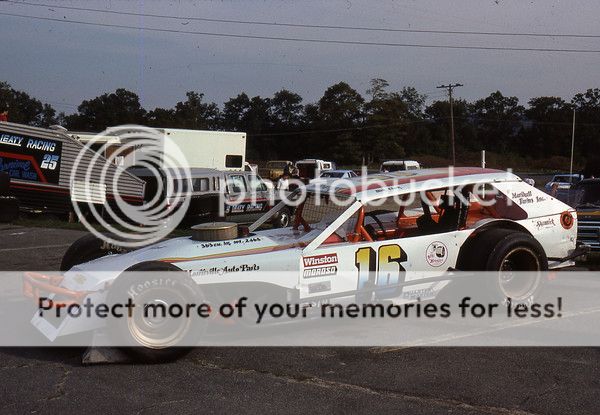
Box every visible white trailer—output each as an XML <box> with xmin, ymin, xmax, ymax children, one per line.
<box><xmin>72</xmin><ymin>128</ymin><xmax>246</xmax><ymax>171</ymax></box>
<box><xmin>161</xmin><ymin>129</ymin><xmax>246</xmax><ymax>171</ymax></box>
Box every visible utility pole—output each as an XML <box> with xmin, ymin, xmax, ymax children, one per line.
<box><xmin>437</xmin><ymin>83</ymin><xmax>463</xmax><ymax>165</ymax></box>
<box><xmin>569</xmin><ymin>108</ymin><xmax>576</xmax><ymax>182</ymax></box>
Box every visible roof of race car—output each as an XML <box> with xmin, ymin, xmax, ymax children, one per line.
<box><xmin>306</xmin><ymin>167</ymin><xmax>520</xmax><ymax>202</ymax></box>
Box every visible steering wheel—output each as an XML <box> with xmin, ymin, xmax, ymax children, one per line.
<box><xmin>366</xmin><ymin>211</ymin><xmax>386</xmax><ymax>235</ymax></box>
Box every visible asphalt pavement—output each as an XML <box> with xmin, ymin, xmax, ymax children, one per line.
<box><xmin>0</xmin><ymin>224</ymin><xmax>598</xmax><ymax>414</ymax></box>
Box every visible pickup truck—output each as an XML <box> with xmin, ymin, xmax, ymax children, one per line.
<box><xmin>571</xmin><ymin>178</ymin><xmax>600</xmax><ymax>252</ymax></box>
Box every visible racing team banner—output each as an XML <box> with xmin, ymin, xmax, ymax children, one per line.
<box><xmin>0</xmin><ymin>132</ymin><xmax>62</xmax><ymax>184</ymax></box>
<box><xmin>2</xmin><ymin>271</ymin><xmax>600</xmax><ymax>347</ymax></box>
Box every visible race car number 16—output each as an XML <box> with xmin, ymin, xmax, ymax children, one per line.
<box><xmin>355</xmin><ymin>244</ymin><xmax>407</xmax><ymax>292</ymax></box>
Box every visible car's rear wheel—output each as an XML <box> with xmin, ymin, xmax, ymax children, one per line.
<box><xmin>459</xmin><ymin>228</ymin><xmax>547</xmax><ymax>304</ymax></box>
<box><xmin>60</xmin><ymin>233</ymin><xmax>124</xmax><ymax>271</ymax></box>
<box><xmin>106</xmin><ymin>261</ymin><xmax>205</xmax><ymax>363</ymax></box>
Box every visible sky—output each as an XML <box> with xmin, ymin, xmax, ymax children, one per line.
<box><xmin>1</xmin><ymin>0</ymin><xmax>599</xmax><ymax>114</ymax></box>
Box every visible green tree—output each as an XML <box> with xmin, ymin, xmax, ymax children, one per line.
<box><xmin>521</xmin><ymin>97</ymin><xmax>572</xmax><ymax>157</ymax></box>
<box><xmin>221</xmin><ymin>93</ymin><xmax>251</xmax><ymax>131</ymax></box>
<box><xmin>65</xmin><ymin>88</ymin><xmax>146</xmax><ymax>131</ymax></box>
<box><xmin>318</xmin><ymin>82</ymin><xmax>364</xmax><ymax>126</ymax></box>
<box><xmin>425</xmin><ymin>99</ymin><xmax>475</xmax><ymax>158</ymax></box>
<box><xmin>363</xmin><ymin>80</ymin><xmax>428</xmax><ymax>163</ymax></box>
<box><xmin>222</xmin><ymin>93</ymin><xmax>273</xmax><ymax>159</ymax></box>
<box><xmin>146</xmin><ymin>107</ymin><xmax>176</xmax><ymax>127</ymax></box>
<box><xmin>364</xmin><ymin>92</ymin><xmax>408</xmax><ymax>162</ymax></box>
<box><xmin>311</xmin><ymin>82</ymin><xmax>365</xmax><ymax>163</ymax></box>
<box><xmin>0</xmin><ymin>81</ymin><xmax>57</xmax><ymax>127</ymax></box>
<box><xmin>366</xmin><ymin>78</ymin><xmax>390</xmax><ymax>101</ymax></box>
<box><xmin>469</xmin><ymin>91</ymin><xmax>524</xmax><ymax>153</ymax></box>
<box><xmin>270</xmin><ymin>89</ymin><xmax>303</xmax><ymax>129</ymax></box>
<box><xmin>172</xmin><ymin>91</ymin><xmax>220</xmax><ymax>130</ymax></box>
<box><xmin>571</xmin><ymin>88</ymin><xmax>600</xmax><ymax>160</ymax></box>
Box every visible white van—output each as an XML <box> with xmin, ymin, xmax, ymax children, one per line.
<box><xmin>295</xmin><ymin>159</ymin><xmax>335</xmax><ymax>180</ymax></box>
<box><xmin>380</xmin><ymin>160</ymin><xmax>420</xmax><ymax>172</ymax></box>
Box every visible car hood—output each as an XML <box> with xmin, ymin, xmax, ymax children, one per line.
<box><xmin>62</xmin><ymin>228</ymin><xmax>318</xmax><ymax>291</ymax></box>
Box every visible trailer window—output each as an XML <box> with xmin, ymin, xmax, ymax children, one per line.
<box><xmin>226</xmin><ymin>155</ymin><xmax>243</xmax><ymax>168</ymax></box>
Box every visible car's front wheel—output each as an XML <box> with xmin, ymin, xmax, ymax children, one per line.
<box><xmin>106</xmin><ymin>261</ymin><xmax>206</xmax><ymax>363</ymax></box>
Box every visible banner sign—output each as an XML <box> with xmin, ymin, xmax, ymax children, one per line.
<box><xmin>0</xmin><ymin>132</ymin><xmax>62</xmax><ymax>184</ymax></box>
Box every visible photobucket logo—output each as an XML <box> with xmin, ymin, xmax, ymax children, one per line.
<box><xmin>70</xmin><ymin>125</ymin><xmax>191</xmax><ymax>248</ymax></box>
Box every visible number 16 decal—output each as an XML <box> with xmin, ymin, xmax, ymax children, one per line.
<box><xmin>355</xmin><ymin>244</ymin><xmax>407</xmax><ymax>294</ymax></box>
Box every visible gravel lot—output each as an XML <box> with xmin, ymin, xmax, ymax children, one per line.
<box><xmin>0</xmin><ymin>224</ymin><xmax>598</xmax><ymax>414</ymax></box>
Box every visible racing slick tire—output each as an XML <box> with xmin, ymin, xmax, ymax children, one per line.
<box><xmin>60</xmin><ymin>233</ymin><xmax>112</xmax><ymax>271</ymax></box>
<box><xmin>458</xmin><ymin>228</ymin><xmax>547</xmax><ymax>304</ymax></box>
<box><xmin>107</xmin><ymin>261</ymin><xmax>206</xmax><ymax>363</ymax></box>
<box><xmin>272</xmin><ymin>207</ymin><xmax>292</xmax><ymax>228</ymax></box>
<box><xmin>0</xmin><ymin>196</ymin><xmax>19</xmax><ymax>223</ymax></box>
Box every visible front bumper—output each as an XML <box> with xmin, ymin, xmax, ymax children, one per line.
<box><xmin>22</xmin><ymin>272</ymin><xmax>89</xmax><ymax>307</ymax></box>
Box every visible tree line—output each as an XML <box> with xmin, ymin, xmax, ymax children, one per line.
<box><xmin>2</xmin><ymin>79</ymin><xmax>599</xmax><ymax>171</ymax></box>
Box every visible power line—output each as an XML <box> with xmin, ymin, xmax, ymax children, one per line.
<box><xmin>6</xmin><ymin>0</ymin><xmax>600</xmax><ymax>39</ymax></box>
<box><xmin>2</xmin><ymin>11</ymin><xmax>600</xmax><ymax>54</ymax></box>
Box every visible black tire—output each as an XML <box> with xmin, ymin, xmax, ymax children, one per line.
<box><xmin>106</xmin><ymin>261</ymin><xmax>205</xmax><ymax>363</ymax></box>
<box><xmin>0</xmin><ymin>196</ymin><xmax>19</xmax><ymax>223</ymax></box>
<box><xmin>272</xmin><ymin>207</ymin><xmax>291</xmax><ymax>228</ymax></box>
<box><xmin>0</xmin><ymin>172</ymin><xmax>10</xmax><ymax>196</ymax></box>
<box><xmin>60</xmin><ymin>233</ymin><xmax>110</xmax><ymax>271</ymax></box>
<box><xmin>458</xmin><ymin>228</ymin><xmax>547</xmax><ymax>303</ymax></box>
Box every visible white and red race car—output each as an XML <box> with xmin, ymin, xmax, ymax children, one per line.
<box><xmin>24</xmin><ymin>167</ymin><xmax>582</xmax><ymax>360</ymax></box>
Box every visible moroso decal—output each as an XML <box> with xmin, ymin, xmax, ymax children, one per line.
<box><xmin>303</xmin><ymin>253</ymin><xmax>338</xmax><ymax>268</ymax></box>
<box><xmin>0</xmin><ymin>133</ymin><xmax>62</xmax><ymax>184</ymax></box>
<box><xmin>303</xmin><ymin>266</ymin><xmax>337</xmax><ymax>278</ymax></box>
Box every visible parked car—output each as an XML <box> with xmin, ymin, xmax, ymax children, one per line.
<box><xmin>295</xmin><ymin>159</ymin><xmax>335</xmax><ymax>181</ymax></box>
<box><xmin>570</xmin><ymin>178</ymin><xmax>600</xmax><ymax>252</ymax></box>
<box><xmin>260</xmin><ymin>160</ymin><xmax>293</xmax><ymax>181</ymax></box>
<box><xmin>25</xmin><ymin>167</ymin><xmax>582</xmax><ymax>361</ymax></box>
<box><xmin>544</xmin><ymin>174</ymin><xmax>583</xmax><ymax>193</ymax></box>
<box><xmin>380</xmin><ymin>160</ymin><xmax>420</xmax><ymax>172</ymax></box>
<box><xmin>309</xmin><ymin>169</ymin><xmax>358</xmax><ymax>183</ymax></box>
